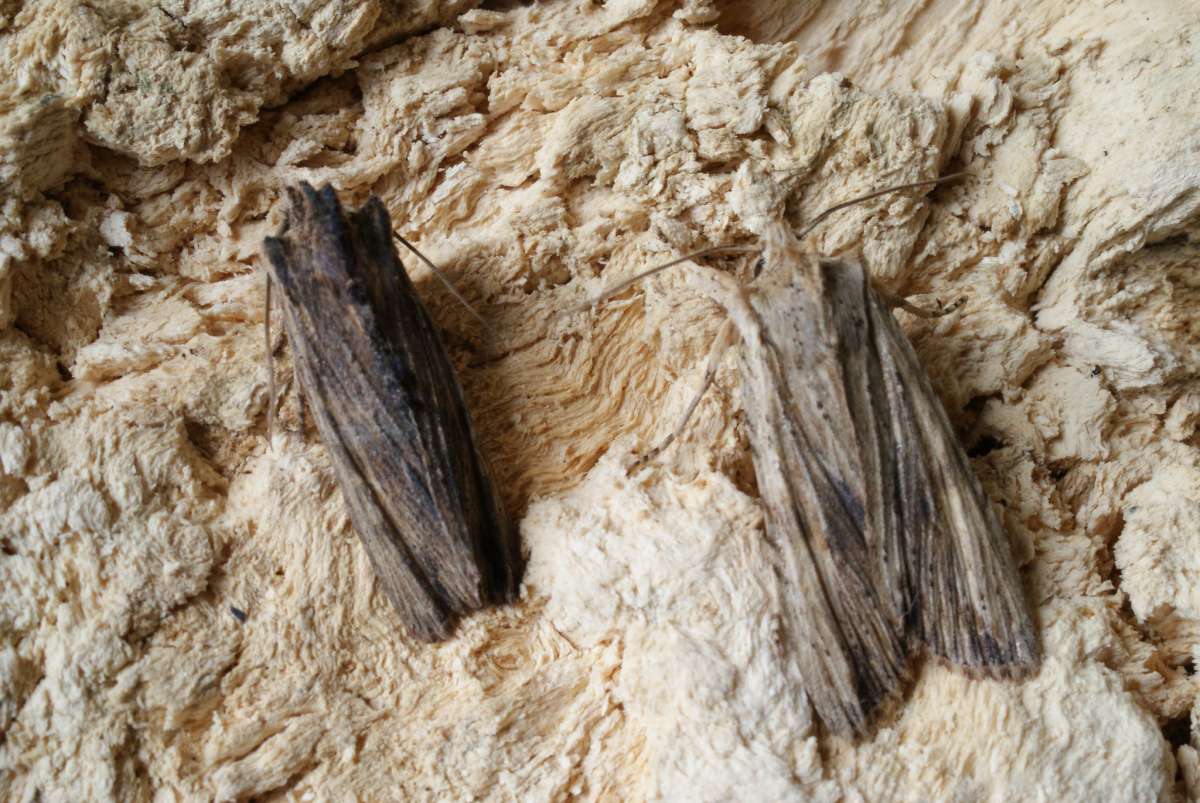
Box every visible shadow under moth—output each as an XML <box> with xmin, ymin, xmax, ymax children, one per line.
<box><xmin>604</xmin><ymin>179</ymin><xmax>1040</xmax><ymax>738</ymax></box>
<box><xmin>262</xmin><ymin>183</ymin><xmax>522</xmax><ymax>642</ymax></box>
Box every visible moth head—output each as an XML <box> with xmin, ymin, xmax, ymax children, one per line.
<box><xmin>754</xmin><ymin>220</ymin><xmax>822</xmax><ymax>286</ymax></box>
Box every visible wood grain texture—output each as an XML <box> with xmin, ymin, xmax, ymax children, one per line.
<box><xmin>262</xmin><ymin>183</ymin><xmax>522</xmax><ymax>642</ymax></box>
<box><xmin>689</xmin><ymin>222</ymin><xmax>1039</xmax><ymax>738</ymax></box>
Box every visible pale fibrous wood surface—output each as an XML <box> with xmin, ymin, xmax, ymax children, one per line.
<box><xmin>1</xmin><ymin>1</ymin><xmax>1198</xmax><ymax>800</ymax></box>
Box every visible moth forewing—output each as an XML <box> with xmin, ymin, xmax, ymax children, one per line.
<box><xmin>860</xmin><ymin>267</ymin><xmax>1038</xmax><ymax>673</ymax></box>
<box><xmin>262</xmin><ymin>183</ymin><xmax>522</xmax><ymax>643</ymax></box>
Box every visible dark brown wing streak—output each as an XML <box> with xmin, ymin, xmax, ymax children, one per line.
<box><xmin>859</xmin><ymin>269</ymin><xmax>1039</xmax><ymax>676</ymax></box>
<box><xmin>263</xmin><ymin>184</ymin><xmax>519</xmax><ymax>641</ymax></box>
<box><xmin>727</xmin><ymin>257</ymin><xmax>909</xmax><ymax>739</ymax></box>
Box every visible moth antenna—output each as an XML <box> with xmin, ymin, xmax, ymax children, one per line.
<box><xmin>393</xmin><ymin>233</ymin><xmax>491</xmax><ymax>333</ymax></box>
<box><xmin>265</xmin><ymin>272</ymin><xmax>276</xmax><ymax>450</ymax></box>
<box><xmin>564</xmin><ymin>245</ymin><xmax>760</xmax><ymax>318</ymax></box>
<box><xmin>795</xmin><ymin>172</ymin><xmax>966</xmax><ymax>240</ymax></box>
<box><xmin>633</xmin><ymin>319</ymin><xmax>736</xmax><ymax>468</ymax></box>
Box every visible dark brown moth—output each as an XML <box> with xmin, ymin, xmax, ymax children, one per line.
<box><xmin>262</xmin><ymin>183</ymin><xmax>522</xmax><ymax>642</ymax></box>
<box><xmin>602</xmin><ymin>184</ymin><xmax>1039</xmax><ymax>738</ymax></box>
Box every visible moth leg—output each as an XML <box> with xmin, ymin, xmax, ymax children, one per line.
<box><xmin>635</xmin><ymin>319</ymin><xmax>735</xmax><ymax>467</ymax></box>
<box><xmin>877</xmin><ymin>289</ymin><xmax>966</xmax><ymax>319</ymax></box>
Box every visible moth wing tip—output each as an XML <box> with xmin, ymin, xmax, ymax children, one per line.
<box><xmin>928</xmin><ymin>644</ymin><xmax>1042</xmax><ymax>681</ymax></box>
<box><xmin>409</xmin><ymin>612</ymin><xmax>458</xmax><ymax>644</ymax></box>
<box><xmin>283</xmin><ymin>184</ymin><xmax>310</xmax><ymax>216</ymax></box>
<box><xmin>261</xmin><ymin>237</ymin><xmax>291</xmax><ymax>283</ymax></box>
<box><xmin>310</xmin><ymin>184</ymin><xmax>346</xmax><ymax>227</ymax></box>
